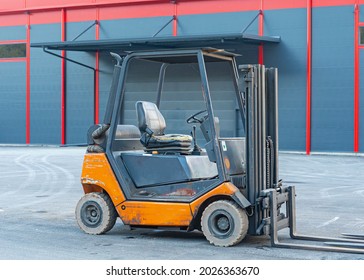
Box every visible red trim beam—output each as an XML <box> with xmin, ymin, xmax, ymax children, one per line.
<box><xmin>306</xmin><ymin>0</ymin><xmax>312</xmax><ymax>155</ymax></box>
<box><xmin>26</xmin><ymin>14</ymin><xmax>31</xmax><ymax>144</ymax></box>
<box><xmin>354</xmin><ymin>3</ymin><xmax>360</xmax><ymax>152</ymax></box>
<box><xmin>0</xmin><ymin>0</ymin><xmax>361</xmax><ymax>27</ymax></box>
<box><xmin>95</xmin><ymin>8</ymin><xmax>100</xmax><ymax>124</ymax></box>
<box><xmin>61</xmin><ymin>9</ymin><xmax>66</xmax><ymax>145</ymax></box>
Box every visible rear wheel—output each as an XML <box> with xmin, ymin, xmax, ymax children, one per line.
<box><xmin>75</xmin><ymin>192</ymin><xmax>117</xmax><ymax>235</ymax></box>
<box><xmin>201</xmin><ymin>200</ymin><xmax>248</xmax><ymax>247</ymax></box>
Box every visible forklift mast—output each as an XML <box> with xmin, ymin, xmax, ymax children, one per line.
<box><xmin>240</xmin><ymin>65</ymin><xmax>364</xmax><ymax>253</ymax></box>
<box><xmin>239</xmin><ymin>65</ymin><xmax>279</xmax><ymax>235</ymax></box>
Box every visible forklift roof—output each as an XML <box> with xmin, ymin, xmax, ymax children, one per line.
<box><xmin>31</xmin><ymin>32</ymin><xmax>280</xmax><ymax>53</ymax></box>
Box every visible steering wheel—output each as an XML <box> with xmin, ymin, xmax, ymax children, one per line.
<box><xmin>186</xmin><ymin>109</ymin><xmax>208</xmax><ymax>124</ymax></box>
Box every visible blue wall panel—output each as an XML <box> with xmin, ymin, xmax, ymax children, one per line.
<box><xmin>99</xmin><ymin>17</ymin><xmax>173</xmax><ymax>39</ymax></box>
<box><xmin>65</xmin><ymin>21</ymin><xmax>95</xmax><ymax>144</ymax></box>
<box><xmin>177</xmin><ymin>11</ymin><xmax>258</xmax><ymax>35</ymax></box>
<box><xmin>264</xmin><ymin>8</ymin><xmax>307</xmax><ymax>151</ymax></box>
<box><xmin>360</xmin><ymin>5</ymin><xmax>364</xmax><ymax>22</ymax></box>
<box><xmin>0</xmin><ymin>26</ymin><xmax>26</xmax><ymax>41</ymax></box>
<box><xmin>0</xmin><ymin>62</ymin><xmax>26</xmax><ymax>143</ymax></box>
<box><xmin>360</xmin><ymin>49</ymin><xmax>364</xmax><ymax>152</ymax></box>
<box><xmin>311</xmin><ymin>6</ymin><xmax>354</xmax><ymax>152</ymax></box>
<box><xmin>30</xmin><ymin>24</ymin><xmax>61</xmax><ymax>144</ymax></box>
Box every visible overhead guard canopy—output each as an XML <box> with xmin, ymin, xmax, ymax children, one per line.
<box><xmin>31</xmin><ymin>33</ymin><xmax>280</xmax><ymax>53</ymax></box>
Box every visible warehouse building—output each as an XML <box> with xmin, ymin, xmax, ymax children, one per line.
<box><xmin>0</xmin><ymin>0</ymin><xmax>363</xmax><ymax>154</ymax></box>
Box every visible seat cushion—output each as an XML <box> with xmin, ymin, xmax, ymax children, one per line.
<box><xmin>145</xmin><ymin>134</ymin><xmax>192</xmax><ymax>149</ymax></box>
<box><xmin>155</xmin><ymin>134</ymin><xmax>192</xmax><ymax>142</ymax></box>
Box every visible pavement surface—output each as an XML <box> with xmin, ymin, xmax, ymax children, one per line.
<box><xmin>0</xmin><ymin>146</ymin><xmax>364</xmax><ymax>260</ymax></box>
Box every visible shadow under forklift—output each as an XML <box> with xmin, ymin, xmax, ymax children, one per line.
<box><xmin>75</xmin><ymin>48</ymin><xmax>364</xmax><ymax>253</ymax></box>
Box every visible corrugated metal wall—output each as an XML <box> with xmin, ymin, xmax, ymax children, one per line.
<box><xmin>65</xmin><ymin>21</ymin><xmax>95</xmax><ymax>144</ymax></box>
<box><xmin>0</xmin><ymin>25</ymin><xmax>26</xmax><ymax>144</ymax></box>
<box><xmin>0</xmin><ymin>62</ymin><xmax>26</xmax><ymax>143</ymax></box>
<box><xmin>0</xmin><ymin>1</ymin><xmax>362</xmax><ymax>153</ymax></box>
<box><xmin>264</xmin><ymin>8</ymin><xmax>307</xmax><ymax>151</ymax></box>
<box><xmin>311</xmin><ymin>6</ymin><xmax>354</xmax><ymax>152</ymax></box>
<box><xmin>30</xmin><ymin>24</ymin><xmax>62</xmax><ymax>144</ymax></box>
<box><xmin>360</xmin><ymin>5</ymin><xmax>364</xmax><ymax>153</ymax></box>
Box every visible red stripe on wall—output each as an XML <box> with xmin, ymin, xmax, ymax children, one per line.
<box><xmin>67</xmin><ymin>8</ymin><xmax>97</xmax><ymax>22</ymax></box>
<box><xmin>264</xmin><ymin>0</ymin><xmax>306</xmax><ymax>10</ymax></box>
<box><xmin>173</xmin><ymin>1</ymin><xmax>178</xmax><ymax>36</ymax></box>
<box><xmin>61</xmin><ymin>9</ymin><xmax>66</xmax><ymax>145</ymax></box>
<box><xmin>1</xmin><ymin>0</ymin><xmax>170</xmax><ymax>15</ymax></box>
<box><xmin>313</xmin><ymin>0</ymin><xmax>355</xmax><ymax>7</ymax></box>
<box><xmin>0</xmin><ymin>40</ymin><xmax>27</xmax><ymax>45</ymax></box>
<box><xmin>354</xmin><ymin>3</ymin><xmax>360</xmax><ymax>152</ymax></box>
<box><xmin>0</xmin><ymin>58</ymin><xmax>27</xmax><ymax>63</ymax></box>
<box><xmin>0</xmin><ymin>1</ymin><xmax>25</xmax><ymax>10</ymax></box>
<box><xmin>0</xmin><ymin>14</ymin><xmax>27</xmax><ymax>27</ymax></box>
<box><xmin>306</xmin><ymin>0</ymin><xmax>312</xmax><ymax>155</ymax></box>
<box><xmin>178</xmin><ymin>0</ymin><xmax>259</xmax><ymax>15</ymax></box>
<box><xmin>258</xmin><ymin>1</ymin><xmax>264</xmax><ymax>65</ymax></box>
<box><xmin>0</xmin><ymin>1</ymin><xmax>361</xmax><ymax>27</ymax></box>
<box><xmin>26</xmin><ymin>14</ymin><xmax>31</xmax><ymax>144</ymax></box>
<box><xmin>98</xmin><ymin>3</ymin><xmax>174</xmax><ymax>21</ymax></box>
<box><xmin>30</xmin><ymin>10</ymin><xmax>61</xmax><ymax>25</ymax></box>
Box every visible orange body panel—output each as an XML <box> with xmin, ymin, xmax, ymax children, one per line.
<box><xmin>119</xmin><ymin>182</ymin><xmax>239</xmax><ymax>227</ymax></box>
<box><xmin>81</xmin><ymin>153</ymin><xmax>241</xmax><ymax>227</ymax></box>
<box><xmin>81</xmin><ymin>153</ymin><xmax>126</xmax><ymax>206</ymax></box>
<box><xmin>118</xmin><ymin>201</ymin><xmax>193</xmax><ymax>226</ymax></box>
<box><xmin>190</xmin><ymin>182</ymin><xmax>238</xmax><ymax>216</ymax></box>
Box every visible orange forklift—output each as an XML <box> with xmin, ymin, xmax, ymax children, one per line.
<box><xmin>76</xmin><ymin>48</ymin><xmax>364</xmax><ymax>252</ymax></box>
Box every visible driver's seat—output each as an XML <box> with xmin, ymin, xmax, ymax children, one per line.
<box><xmin>136</xmin><ymin>101</ymin><xmax>192</xmax><ymax>152</ymax></box>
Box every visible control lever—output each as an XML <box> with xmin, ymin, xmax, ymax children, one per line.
<box><xmin>191</xmin><ymin>125</ymin><xmax>202</xmax><ymax>154</ymax></box>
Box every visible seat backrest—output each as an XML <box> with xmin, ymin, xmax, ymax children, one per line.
<box><xmin>136</xmin><ymin>101</ymin><xmax>166</xmax><ymax>136</ymax></box>
<box><xmin>114</xmin><ymin>125</ymin><xmax>141</xmax><ymax>139</ymax></box>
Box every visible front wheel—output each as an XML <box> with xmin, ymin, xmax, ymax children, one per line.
<box><xmin>201</xmin><ymin>200</ymin><xmax>249</xmax><ymax>247</ymax></box>
<box><xmin>75</xmin><ymin>192</ymin><xmax>117</xmax><ymax>235</ymax></box>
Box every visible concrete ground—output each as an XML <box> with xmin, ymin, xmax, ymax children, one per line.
<box><xmin>0</xmin><ymin>146</ymin><xmax>363</xmax><ymax>260</ymax></box>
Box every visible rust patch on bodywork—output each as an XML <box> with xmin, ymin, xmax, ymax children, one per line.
<box><xmin>119</xmin><ymin>201</ymin><xmax>192</xmax><ymax>227</ymax></box>
<box><xmin>81</xmin><ymin>153</ymin><xmax>126</xmax><ymax>206</ymax></box>
<box><xmin>163</xmin><ymin>188</ymin><xmax>197</xmax><ymax>196</ymax></box>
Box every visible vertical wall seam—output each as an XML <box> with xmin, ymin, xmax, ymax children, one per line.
<box><xmin>95</xmin><ymin>8</ymin><xmax>100</xmax><ymax>124</ymax></box>
<box><xmin>306</xmin><ymin>0</ymin><xmax>312</xmax><ymax>155</ymax></box>
<box><xmin>173</xmin><ymin>1</ymin><xmax>178</xmax><ymax>36</ymax></box>
<box><xmin>61</xmin><ymin>8</ymin><xmax>66</xmax><ymax>145</ymax></box>
<box><xmin>26</xmin><ymin>13</ymin><xmax>30</xmax><ymax>144</ymax></box>
<box><xmin>354</xmin><ymin>2</ymin><xmax>359</xmax><ymax>152</ymax></box>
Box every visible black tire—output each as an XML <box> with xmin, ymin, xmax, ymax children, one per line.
<box><xmin>201</xmin><ymin>200</ymin><xmax>249</xmax><ymax>247</ymax></box>
<box><xmin>75</xmin><ymin>192</ymin><xmax>117</xmax><ymax>235</ymax></box>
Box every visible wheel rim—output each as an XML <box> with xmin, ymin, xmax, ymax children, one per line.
<box><xmin>80</xmin><ymin>201</ymin><xmax>103</xmax><ymax>228</ymax></box>
<box><xmin>208</xmin><ymin>209</ymin><xmax>235</xmax><ymax>239</ymax></box>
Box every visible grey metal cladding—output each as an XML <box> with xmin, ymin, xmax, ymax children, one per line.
<box><xmin>264</xmin><ymin>8</ymin><xmax>307</xmax><ymax>151</ymax></box>
<box><xmin>0</xmin><ymin>26</ymin><xmax>26</xmax><ymax>41</ymax></box>
<box><xmin>66</xmin><ymin>21</ymin><xmax>95</xmax><ymax>144</ymax></box>
<box><xmin>30</xmin><ymin>24</ymin><xmax>61</xmax><ymax>144</ymax></box>
<box><xmin>0</xmin><ymin>62</ymin><xmax>26</xmax><ymax>143</ymax></box>
<box><xmin>361</xmin><ymin>49</ymin><xmax>364</xmax><ymax>152</ymax></box>
<box><xmin>311</xmin><ymin>6</ymin><xmax>354</xmax><ymax>152</ymax></box>
<box><xmin>99</xmin><ymin>17</ymin><xmax>173</xmax><ymax>40</ymax></box>
<box><xmin>177</xmin><ymin>11</ymin><xmax>259</xmax><ymax>35</ymax></box>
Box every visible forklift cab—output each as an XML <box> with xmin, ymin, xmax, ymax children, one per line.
<box><xmin>106</xmin><ymin>49</ymin><xmax>248</xmax><ymax>200</ymax></box>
